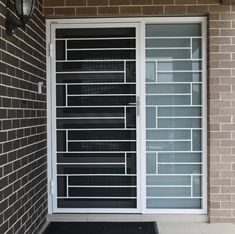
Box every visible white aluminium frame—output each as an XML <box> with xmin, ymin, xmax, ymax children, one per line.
<box><xmin>46</xmin><ymin>17</ymin><xmax>207</xmax><ymax>215</ymax></box>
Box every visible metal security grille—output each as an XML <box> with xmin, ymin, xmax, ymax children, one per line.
<box><xmin>145</xmin><ymin>23</ymin><xmax>204</xmax><ymax>209</ymax></box>
<box><xmin>54</xmin><ymin>27</ymin><xmax>137</xmax><ymax>209</ymax></box>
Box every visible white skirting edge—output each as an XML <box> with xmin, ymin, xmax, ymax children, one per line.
<box><xmin>38</xmin><ymin>221</ymin><xmax>50</xmax><ymax>234</ymax></box>
<box><xmin>47</xmin><ymin>214</ymin><xmax>209</xmax><ymax>223</ymax></box>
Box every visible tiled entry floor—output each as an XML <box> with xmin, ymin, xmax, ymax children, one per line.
<box><xmin>158</xmin><ymin>223</ymin><xmax>235</xmax><ymax>234</ymax></box>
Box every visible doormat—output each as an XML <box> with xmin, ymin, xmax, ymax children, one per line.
<box><xmin>42</xmin><ymin>222</ymin><xmax>159</xmax><ymax>234</ymax></box>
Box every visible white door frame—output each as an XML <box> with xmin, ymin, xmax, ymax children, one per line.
<box><xmin>46</xmin><ymin>17</ymin><xmax>207</xmax><ymax>215</ymax></box>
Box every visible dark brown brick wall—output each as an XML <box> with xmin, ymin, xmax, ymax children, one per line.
<box><xmin>0</xmin><ymin>0</ymin><xmax>47</xmax><ymax>234</ymax></box>
<box><xmin>43</xmin><ymin>0</ymin><xmax>235</xmax><ymax>223</ymax></box>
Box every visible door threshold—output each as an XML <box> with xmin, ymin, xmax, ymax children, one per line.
<box><xmin>47</xmin><ymin>214</ymin><xmax>208</xmax><ymax>223</ymax></box>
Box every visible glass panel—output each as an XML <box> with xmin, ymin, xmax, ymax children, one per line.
<box><xmin>158</xmin><ymin>164</ymin><xmax>201</xmax><ymax>174</ymax></box>
<box><xmin>147</xmin><ymin>95</ymin><xmax>190</xmax><ymax>105</ymax></box>
<box><xmin>147</xmin><ymin>141</ymin><xmax>191</xmax><ymax>152</ymax></box>
<box><xmin>147</xmin><ymin>176</ymin><xmax>191</xmax><ymax>185</ymax></box>
<box><xmin>146</xmin><ymin>24</ymin><xmax>201</xmax><ymax>37</ymax></box>
<box><xmin>145</xmin><ymin>23</ymin><xmax>203</xmax><ymax>210</ymax></box>
<box><xmin>192</xmin><ymin>84</ymin><xmax>201</xmax><ymax>105</ymax></box>
<box><xmin>146</xmin><ymin>39</ymin><xmax>190</xmax><ymax>48</ymax></box>
<box><xmin>146</xmin><ymin>49</ymin><xmax>190</xmax><ymax>59</ymax></box>
<box><xmin>157</xmin><ymin>72</ymin><xmax>201</xmax><ymax>83</ymax></box>
<box><xmin>147</xmin><ymin>130</ymin><xmax>191</xmax><ymax>140</ymax></box>
<box><xmin>158</xmin><ymin>107</ymin><xmax>201</xmax><ymax>117</ymax></box>
<box><xmin>146</xmin><ymin>107</ymin><xmax>156</xmax><ymax>128</ymax></box>
<box><xmin>193</xmin><ymin>130</ymin><xmax>202</xmax><ymax>151</ymax></box>
<box><xmin>146</xmin><ymin>62</ymin><xmax>156</xmax><ymax>82</ymax></box>
<box><xmin>158</xmin><ymin>118</ymin><xmax>201</xmax><ymax>128</ymax></box>
<box><xmin>147</xmin><ymin>198</ymin><xmax>201</xmax><ymax>209</ymax></box>
<box><xmin>146</xmin><ymin>153</ymin><xmax>156</xmax><ymax>174</ymax></box>
<box><xmin>193</xmin><ymin>176</ymin><xmax>202</xmax><ymax>197</ymax></box>
<box><xmin>146</xmin><ymin>84</ymin><xmax>190</xmax><ymax>94</ymax></box>
<box><xmin>147</xmin><ymin>187</ymin><xmax>191</xmax><ymax>197</ymax></box>
<box><xmin>158</xmin><ymin>153</ymin><xmax>202</xmax><ymax>163</ymax></box>
<box><xmin>158</xmin><ymin>61</ymin><xmax>201</xmax><ymax>71</ymax></box>
<box><xmin>192</xmin><ymin>38</ymin><xmax>202</xmax><ymax>59</ymax></box>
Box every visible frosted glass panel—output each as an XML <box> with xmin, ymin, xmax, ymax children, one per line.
<box><xmin>147</xmin><ymin>95</ymin><xmax>190</xmax><ymax>105</ymax></box>
<box><xmin>147</xmin><ymin>187</ymin><xmax>191</xmax><ymax>197</ymax></box>
<box><xmin>192</xmin><ymin>38</ymin><xmax>202</xmax><ymax>59</ymax></box>
<box><xmin>193</xmin><ymin>176</ymin><xmax>202</xmax><ymax>197</ymax></box>
<box><xmin>147</xmin><ymin>176</ymin><xmax>191</xmax><ymax>185</ymax></box>
<box><xmin>146</xmin><ymin>24</ymin><xmax>201</xmax><ymax>37</ymax></box>
<box><xmin>158</xmin><ymin>153</ymin><xmax>201</xmax><ymax>163</ymax></box>
<box><xmin>147</xmin><ymin>198</ymin><xmax>201</xmax><ymax>209</ymax></box>
<box><xmin>145</xmin><ymin>22</ymin><xmax>203</xmax><ymax>210</ymax></box>
<box><xmin>158</xmin><ymin>107</ymin><xmax>201</xmax><ymax>117</ymax></box>
<box><xmin>146</xmin><ymin>39</ymin><xmax>190</xmax><ymax>48</ymax></box>
<box><xmin>192</xmin><ymin>84</ymin><xmax>201</xmax><ymax>105</ymax></box>
<box><xmin>158</xmin><ymin>164</ymin><xmax>201</xmax><ymax>174</ymax></box>
<box><xmin>147</xmin><ymin>141</ymin><xmax>191</xmax><ymax>152</ymax></box>
<box><xmin>146</xmin><ymin>153</ymin><xmax>156</xmax><ymax>174</ymax></box>
<box><xmin>146</xmin><ymin>107</ymin><xmax>156</xmax><ymax>128</ymax></box>
<box><xmin>146</xmin><ymin>62</ymin><xmax>156</xmax><ymax>82</ymax></box>
<box><xmin>147</xmin><ymin>130</ymin><xmax>191</xmax><ymax>140</ymax></box>
<box><xmin>146</xmin><ymin>49</ymin><xmax>190</xmax><ymax>59</ymax></box>
<box><xmin>158</xmin><ymin>61</ymin><xmax>201</xmax><ymax>71</ymax></box>
<box><xmin>193</xmin><ymin>130</ymin><xmax>202</xmax><ymax>151</ymax></box>
<box><xmin>158</xmin><ymin>118</ymin><xmax>201</xmax><ymax>128</ymax></box>
<box><xmin>157</xmin><ymin>72</ymin><xmax>201</xmax><ymax>83</ymax></box>
<box><xmin>146</xmin><ymin>84</ymin><xmax>190</xmax><ymax>94</ymax></box>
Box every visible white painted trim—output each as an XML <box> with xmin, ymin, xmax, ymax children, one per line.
<box><xmin>46</xmin><ymin>16</ymin><xmax>207</xmax><ymax>215</ymax></box>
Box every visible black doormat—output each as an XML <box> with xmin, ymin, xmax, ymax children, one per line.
<box><xmin>42</xmin><ymin>222</ymin><xmax>159</xmax><ymax>234</ymax></box>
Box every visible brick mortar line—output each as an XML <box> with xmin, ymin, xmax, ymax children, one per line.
<box><xmin>0</xmin><ymin>146</ymin><xmax>47</xmax><ymax>180</ymax></box>
<box><xmin>0</xmin><ymin>61</ymin><xmax>46</xmax><ymax>81</ymax></box>
<box><xmin>0</xmin><ymin>27</ymin><xmax>46</xmax><ymax>58</ymax></box>
<box><xmin>0</xmin><ymin>139</ymin><xmax>46</xmax><ymax>166</ymax></box>
<box><xmin>0</xmin><ymin>83</ymin><xmax>47</xmax><ymax>96</ymax></box>
<box><xmin>0</xmin><ymin>72</ymin><xmax>46</xmax><ymax>87</ymax></box>
<box><xmin>0</xmin><ymin>155</ymin><xmax>47</xmax><ymax>202</ymax></box>
<box><xmin>1</xmin><ymin>171</ymin><xmax>47</xmax><ymax>228</ymax></box>
<box><xmin>0</xmin><ymin>95</ymin><xmax>46</xmax><ymax>103</ymax></box>
<box><xmin>0</xmin><ymin>49</ymin><xmax>46</xmax><ymax>73</ymax></box>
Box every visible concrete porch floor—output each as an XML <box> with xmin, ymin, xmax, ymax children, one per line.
<box><xmin>157</xmin><ymin>223</ymin><xmax>235</xmax><ymax>234</ymax></box>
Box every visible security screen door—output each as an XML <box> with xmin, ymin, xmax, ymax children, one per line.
<box><xmin>53</xmin><ymin>24</ymin><xmax>140</xmax><ymax>212</ymax></box>
<box><xmin>50</xmin><ymin>19</ymin><xmax>205</xmax><ymax>213</ymax></box>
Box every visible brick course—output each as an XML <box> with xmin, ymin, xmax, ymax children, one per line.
<box><xmin>0</xmin><ymin>0</ymin><xmax>47</xmax><ymax>234</ymax></box>
<box><xmin>42</xmin><ymin>0</ymin><xmax>235</xmax><ymax>223</ymax></box>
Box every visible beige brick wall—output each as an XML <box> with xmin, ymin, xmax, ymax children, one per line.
<box><xmin>43</xmin><ymin>0</ymin><xmax>235</xmax><ymax>223</ymax></box>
